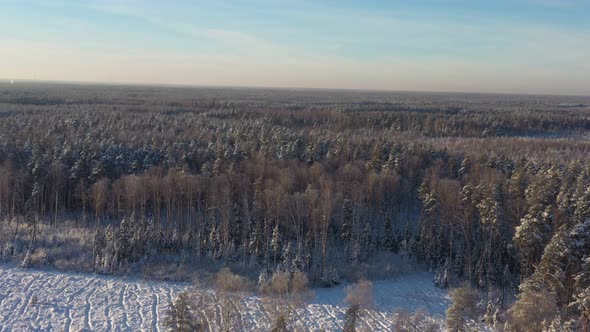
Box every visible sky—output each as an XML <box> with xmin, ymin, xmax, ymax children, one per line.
<box><xmin>2</xmin><ymin>0</ymin><xmax>590</xmax><ymax>95</ymax></box>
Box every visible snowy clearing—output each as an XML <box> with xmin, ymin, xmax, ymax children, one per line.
<box><xmin>0</xmin><ymin>265</ymin><xmax>449</xmax><ymax>331</ymax></box>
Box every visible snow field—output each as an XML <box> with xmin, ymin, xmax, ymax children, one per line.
<box><xmin>0</xmin><ymin>265</ymin><xmax>448</xmax><ymax>331</ymax></box>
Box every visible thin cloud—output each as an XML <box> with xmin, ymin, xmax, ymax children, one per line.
<box><xmin>527</xmin><ymin>0</ymin><xmax>576</xmax><ymax>7</ymax></box>
<box><xmin>85</xmin><ymin>1</ymin><xmax>288</xmax><ymax>58</ymax></box>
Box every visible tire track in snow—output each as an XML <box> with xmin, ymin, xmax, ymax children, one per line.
<box><xmin>119</xmin><ymin>283</ymin><xmax>130</xmax><ymax>330</ymax></box>
<box><xmin>0</xmin><ymin>289</ymin><xmax>12</xmax><ymax>310</ymax></box>
<box><xmin>131</xmin><ymin>283</ymin><xmax>146</xmax><ymax>330</ymax></box>
<box><xmin>64</xmin><ymin>306</ymin><xmax>73</xmax><ymax>332</ymax></box>
<box><xmin>83</xmin><ymin>279</ymin><xmax>98</xmax><ymax>331</ymax></box>
<box><xmin>104</xmin><ymin>306</ymin><xmax>112</xmax><ymax>332</ymax></box>
<box><xmin>17</xmin><ymin>273</ymin><xmax>38</xmax><ymax>316</ymax></box>
<box><xmin>151</xmin><ymin>292</ymin><xmax>159</xmax><ymax>332</ymax></box>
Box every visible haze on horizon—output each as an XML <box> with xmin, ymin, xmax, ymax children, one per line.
<box><xmin>2</xmin><ymin>0</ymin><xmax>590</xmax><ymax>96</ymax></box>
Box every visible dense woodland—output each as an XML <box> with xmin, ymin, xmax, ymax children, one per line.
<box><xmin>1</xmin><ymin>82</ymin><xmax>590</xmax><ymax>330</ymax></box>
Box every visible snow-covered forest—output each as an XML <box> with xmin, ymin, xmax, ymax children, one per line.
<box><xmin>1</xmin><ymin>83</ymin><xmax>590</xmax><ymax>331</ymax></box>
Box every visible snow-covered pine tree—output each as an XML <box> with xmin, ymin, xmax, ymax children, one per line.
<box><xmin>477</xmin><ymin>185</ymin><xmax>504</xmax><ymax>287</ymax></box>
<box><xmin>574</xmin><ymin>187</ymin><xmax>590</xmax><ymax>225</ymax></box>
<box><xmin>573</xmin><ymin>257</ymin><xmax>590</xmax><ymax>332</ymax></box>
<box><xmin>382</xmin><ymin>151</ymin><xmax>396</xmax><ymax>171</ymax></box>
<box><xmin>271</xmin><ymin>223</ymin><xmax>282</xmax><ymax>265</ymax></box>
<box><xmin>556</xmin><ymin>163</ymin><xmax>579</xmax><ymax>219</ymax></box>
<box><xmin>282</xmin><ymin>241</ymin><xmax>292</xmax><ymax>270</ymax></box>
<box><xmin>514</xmin><ymin>207</ymin><xmax>553</xmax><ymax>278</ymax></box>
<box><xmin>349</xmin><ymin>238</ymin><xmax>360</xmax><ymax>264</ymax></box>
<box><xmin>209</xmin><ymin>225</ymin><xmax>221</xmax><ymax>260</ymax></box>
<box><xmin>341</xmin><ymin>196</ymin><xmax>353</xmax><ymax>258</ymax></box>
<box><xmin>418</xmin><ymin>190</ymin><xmax>441</xmax><ymax>266</ymax></box>
<box><xmin>361</xmin><ymin>221</ymin><xmax>372</xmax><ymax>260</ymax></box>
<box><xmin>291</xmin><ymin>244</ymin><xmax>304</xmax><ymax>272</ymax></box>
<box><xmin>102</xmin><ymin>225</ymin><xmax>116</xmax><ymax>273</ymax></box>
<box><xmin>434</xmin><ymin>259</ymin><xmax>450</xmax><ymax>288</ymax></box>
<box><xmin>382</xmin><ymin>210</ymin><xmax>399</xmax><ymax>253</ymax></box>
<box><xmin>116</xmin><ymin>218</ymin><xmax>132</xmax><ymax>268</ymax></box>
<box><xmin>533</xmin><ymin>226</ymin><xmax>571</xmax><ymax>306</ymax></box>
<box><xmin>458</xmin><ymin>156</ymin><xmax>471</xmax><ymax>177</ymax></box>
<box><xmin>249</xmin><ymin>217</ymin><xmax>264</xmax><ymax>263</ymax></box>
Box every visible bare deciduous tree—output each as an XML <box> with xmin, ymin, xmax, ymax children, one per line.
<box><xmin>214</xmin><ymin>267</ymin><xmax>252</xmax><ymax>332</ymax></box>
<box><xmin>260</xmin><ymin>270</ymin><xmax>313</xmax><ymax>332</ymax></box>
<box><xmin>445</xmin><ymin>283</ymin><xmax>479</xmax><ymax>332</ymax></box>
<box><xmin>90</xmin><ymin>178</ymin><xmax>109</xmax><ymax>224</ymax></box>
<box><xmin>343</xmin><ymin>279</ymin><xmax>374</xmax><ymax>332</ymax></box>
<box><xmin>505</xmin><ymin>282</ymin><xmax>558</xmax><ymax>332</ymax></box>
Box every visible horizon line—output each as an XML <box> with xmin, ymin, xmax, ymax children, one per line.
<box><xmin>2</xmin><ymin>77</ymin><xmax>589</xmax><ymax>99</ymax></box>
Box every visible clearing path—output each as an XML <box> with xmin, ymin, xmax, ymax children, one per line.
<box><xmin>0</xmin><ymin>265</ymin><xmax>448</xmax><ymax>331</ymax></box>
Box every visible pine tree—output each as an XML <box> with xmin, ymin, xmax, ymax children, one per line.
<box><xmin>209</xmin><ymin>225</ymin><xmax>221</xmax><ymax>260</ymax></box>
<box><xmin>574</xmin><ymin>187</ymin><xmax>590</xmax><ymax>225</ymax></box>
<box><xmin>249</xmin><ymin>217</ymin><xmax>264</xmax><ymax>261</ymax></box>
<box><xmin>257</xmin><ymin>269</ymin><xmax>269</xmax><ymax>290</ymax></box>
<box><xmin>102</xmin><ymin>225</ymin><xmax>116</xmax><ymax>273</ymax></box>
<box><xmin>282</xmin><ymin>241</ymin><xmax>293</xmax><ymax>269</ymax></box>
<box><xmin>116</xmin><ymin>218</ymin><xmax>131</xmax><ymax>267</ymax></box>
<box><xmin>556</xmin><ymin>164</ymin><xmax>579</xmax><ymax>218</ymax></box>
<box><xmin>434</xmin><ymin>259</ymin><xmax>450</xmax><ymax>288</ymax></box>
<box><xmin>367</xmin><ymin>143</ymin><xmax>383</xmax><ymax>173</ymax></box>
<box><xmin>341</xmin><ymin>196</ymin><xmax>353</xmax><ymax>257</ymax></box>
<box><xmin>418</xmin><ymin>191</ymin><xmax>440</xmax><ymax>265</ymax></box>
<box><xmin>475</xmin><ymin>251</ymin><xmax>488</xmax><ymax>289</ymax></box>
<box><xmin>163</xmin><ymin>293</ymin><xmax>203</xmax><ymax>332</ymax></box>
<box><xmin>382</xmin><ymin>151</ymin><xmax>396</xmax><ymax>171</ymax></box>
<box><xmin>514</xmin><ymin>207</ymin><xmax>553</xmax><ymax>278</ymax></box>
<box><xmin>458</xmin><ymin>156</ymin><xmax>471</xmax><ymax>177</ymax></box>
<box><xmin>533</xmin><ymin>226</ymin><xmax>570</xmax><ymax>306</ymax></box>
<box><xmin>573</xmin><ymin>257</ymin><xmax>590</xmax><ymax>332</ymax></box>
<box><xmin>362</xmin><ymin>221</ymin><xmax>372</xmax><ymax>259</ymax></box>
<box><xmin>568</xmin><ymin>220</ymin><xmax>590</xmax><ymax>276</ymax></box>
<box><xmin>271</xmin><ymin>223</ymin><xmax>282</xmax><ymax>265</ymax></box>
<box><xmin>382</xmin><ymin>210</ymin><xmax>399</xmax><ymax>253</ymax></box>
<box><xmin>291</xmin><ymin>245</ymin><xmax>304</xmax><ymax>272</ymax></box>
<box><xmin>349</xmin><ymin>239</ymin><xmax>360</xmax><ymax>264</ymax></box>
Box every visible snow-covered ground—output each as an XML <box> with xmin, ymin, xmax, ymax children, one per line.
<box><xmin>0</xmin><ymin>265</ymin><xmax>449</xmax><ymax>331</ymax></box>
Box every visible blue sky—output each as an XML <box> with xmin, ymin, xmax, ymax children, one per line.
<box><xmin>2</xmin><ymin>0</ymin><xmax>590</xmax><ymax>95</ymax></box>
